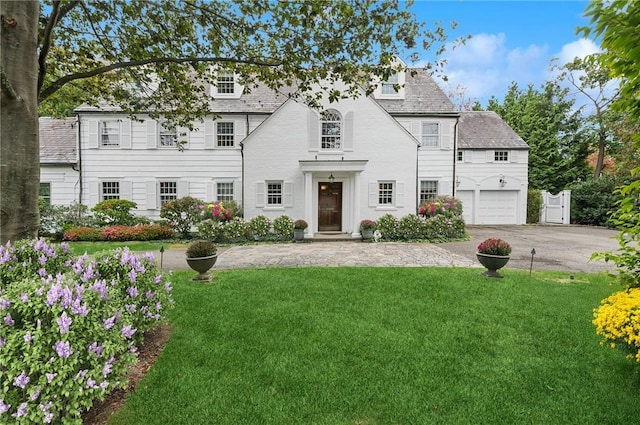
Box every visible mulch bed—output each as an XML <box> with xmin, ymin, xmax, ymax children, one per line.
<box><xmin>82</xmin><ymin>323</ymin><xmax>172</xmax><ymax>425</ymax></box>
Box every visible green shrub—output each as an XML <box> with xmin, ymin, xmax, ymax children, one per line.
<box><xmin>272</xmin><ymin>215</ymin><xmax>294</xmax><ymax>240</ymax></box>
<box><xmin>91</xmin><ymin>199</ymin><xmax>139</xmax><ymax>227</ymax></box>
<box><xmin>196</xmin><ymin>219</ymin><xmax>224</xmax><ymax>242</ymax></box>
<box><xmin>249</xmin><ymin>215</ymin><xmax>272</xmax><ymax>239</ymax></box>
<box><xmin>422</xmin><ymin>215</ymin><xmax>466</xmax><ymax>241</ymax></box>
<box><xmin>376</xmin><ymin>214</ymin><xmax>399</xmax><ymax>240</ymax></box>
<box><xmin>39</xmin><ymin>200</ymin><xmax>92</xmax><ymax>240</ymax></box>
<box><xmin>527</xmin><ymin>189</ymin><xmax>542</xmax><ymax>224</ymax></box>
<box><xmin>570</xmin><ymin>176</ymin><xmax>628</xmax><ymax>226</ymax></box>
<box><xmin>160</xmin><ymin>196</ymin><xmax>203</xmax><ymax>237</ymax></box>
<box><xmin>0</xmin><ymin>240</ymin><xmax>173</xmax><ymax>424</ymax></box>
<box><xmin>221</xmin><ymin>217</ymin><xmax>251</xmax><ymax>243</ymax></box>
<box><xmin>398</xmin><ymin>214</ymin><xmax>423</xmax><ymax>240</ymax></box>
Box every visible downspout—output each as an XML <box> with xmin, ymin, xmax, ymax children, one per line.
<box><xmin>452</xmin><ymin>116</ymin><xmax>459</xmax><ymax>197</ymax></box>
<box><xmin>416</xmin><ymin>142</ymin><xmax>420</xmax><ymax>215</ymax></box>
<box><xmin>76</xmin><ymin>114</ymin><xmax>83</xmax><ymax>218</ymax></box>
<box><xmin>241</xmin><ymin>115</ymin><xmax>249</xmax><ymax>215</ymax></box>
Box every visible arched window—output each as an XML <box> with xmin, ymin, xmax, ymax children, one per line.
<box><xmin>321</xmin><ymin>109</ymin><xmax>341</xmax><ymax>150</ymax></box>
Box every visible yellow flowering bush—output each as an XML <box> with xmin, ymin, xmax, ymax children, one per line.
<box><xmin>593</xmin><ymin>288</ymin><xmax>640</xmax><ymax>362</ymax></box>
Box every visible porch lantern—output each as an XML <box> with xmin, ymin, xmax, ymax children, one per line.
<box><xmin>329</xmin><ymin>173</ymin><xmax>335</xmax><ymax>184</ymax></box>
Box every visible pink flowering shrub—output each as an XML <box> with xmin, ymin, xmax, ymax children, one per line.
<box><xmin>419</xmin><ymin>195</ymin><xmax>463</xmax><ymax>218</ymax></box>
<box><xmin>199</xmin><ymin>201</ymin><xmax>233</xmax><ymax>222</ymax></box>
<box><xmin>0</xmin><ymin>239</ymin><xmax>173</xmax><ymax>424</ymax></box>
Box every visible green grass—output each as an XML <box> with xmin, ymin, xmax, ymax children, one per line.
<box><xmin>110</xmin><ymin>268</ymin><xmax>640</xmax><ymax>425</ymax></box>
<box><xmin>66</xmin><ymin>241</ymin><xmax>172</xmax><ymax>256</ymax></box>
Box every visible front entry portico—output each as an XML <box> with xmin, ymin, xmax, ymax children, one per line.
<box><xmin>299</xmin><ymin>160</ymin><xmax>368</xmax><ymax>239</ymax></box>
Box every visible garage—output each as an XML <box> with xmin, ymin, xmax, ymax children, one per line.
<box><xmin>477</xmin><ymin>190</ymin><xmax>518</xmax><ymax>224</ymax></box>
<box><xmin>456</xmin><ymin>190</ymin><xmax>474</xmax><ymax>224</ymax></box>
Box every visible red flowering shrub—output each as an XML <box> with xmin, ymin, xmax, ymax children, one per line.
<box><xmin>62</xmin><ymin>227</ymin><xmax>106</xmax><ymax>241</ymax></box>
<box><xmin>103</xmin><ymin>224</ymin><xmax>173</xmax><ymax>241</ymax></box>
<box><xmin>63</xmin><ymin>225</ymin><xmax>172</xmax><ymax>241</ymax></box>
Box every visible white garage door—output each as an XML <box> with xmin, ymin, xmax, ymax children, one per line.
<box><xmin>478</xmin><ymin>190</ymin><xmax>518</xmax><ymax>224</ymax></box>
<box><xmin>456</xmin><ymin>190</ymin><xmax>474</xmax><ymax>224</ymax></box>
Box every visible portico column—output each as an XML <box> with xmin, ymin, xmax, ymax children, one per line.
<box><xmin>304</xmin><ymin>171</ymin><xmax>313</xmax><ymax>238</ymax></box>
<box><xmin>352</xmin><ymin>171</ymin><xmax>362</xmax><ymax>238</ymax></box>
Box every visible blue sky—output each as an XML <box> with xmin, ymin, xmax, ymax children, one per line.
<box><xmin>406</xmin><ymin>0</ymin><xmax>599</xmax><ymax>105</ymax></box>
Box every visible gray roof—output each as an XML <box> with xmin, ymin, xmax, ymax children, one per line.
<box><xmin>75</xmin><ymin>68</ymin><xmax>456</xmax><ymax>115</ymax></box>
<box><xmin>39</xmin><ymin>117</ymin><xmax>77</xmax><ymax>164</ymax></box>
<box><xmin>375</xmin><ymin>68</ymin><xmax>456</xmax><ymax>114</ymax></box>
<box><xmin>458</xmin><ymin>111</ymin><xmax>529</xmax><ymax>150</ymax></box>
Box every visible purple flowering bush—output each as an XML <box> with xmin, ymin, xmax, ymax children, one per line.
<box><xmin>0</xmin><ymin>239</ymin><xmax>173</xmax><ymax>424</ymax></box>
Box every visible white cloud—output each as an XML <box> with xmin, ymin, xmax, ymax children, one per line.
<box><xmin>556</xmin><ymin>38</ymin><xmax>600</xmax><ymax>65</ymax></box>
<box><xmin>437</xmin><ymin>33</ymin><xmax>550</xmax><ymax>103</ymax></box>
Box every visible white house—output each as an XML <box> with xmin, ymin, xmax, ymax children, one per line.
<box><xmin>50</xmin><ymin>67</ymin><xmax>528</xmax><ymax>237</ymax></box>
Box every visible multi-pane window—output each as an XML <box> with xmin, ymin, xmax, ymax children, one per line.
<box><xmin>494</xmin><ymin>150</ymin><xmax>509</xmax><ymax>162</ymax></box>
<box><xmin>420</xmin><ymin>180</ymin><xmax>438</xmax><ymax>204</ymax></box>
<box><xmin>159</xmin><ymin>122</ymin><xmax>177</xmax><ymax>147</ymax></box>
<box><xmin>216</xmin><ymin>71</ymin><xmax>235</xmax><ymax>94</ymax></box>
<box><xmin>100</xmin><ymin>121</ymin><xmax>120</xmax><ymax>147</ymax></box>
<box><xmin>267</xmin><ymin>182</ymin><xmax>282</xmax><ymax>206</ymax></box>
<box><xmin>321</xmin><ymin>110</ymin><xmax>341</xmax><ymax>150</ymax></box>
<box><xmin>381</xmin><ymin>73</ymin><xmax>399</xmax><ymax>95</ymax></box>
<box><xmin>457</xmin><ymin>150</ymin><xmax>464</xmax><ymax>162</ymax></box>
<box><xmin>378</xmin><ymin>182</ymin><xmax>394</xmax><ymax>205</ymax></box>
<box><xmin>39</xmin><ymin>182</ymin><xmax>51</xmax><ymax>206</ymax></box>
<box><xmin>421</xmin><ymin>123</ymin><xmax>439</xmax><ymax>148</ymax></box>
<box><xmin>217</xmin><ymin>122</ymin><xmax>234</xmax><ymax>147</ymax></box>
<box><xmin>217</xmin><ymin>182</ymin><xmax>234</xmax><ymax>202</ymax></box>
<box><xmin>159</xmin><ymin>181</ymin><xmax>177</xmax><ymax>207</ymax></box>
<box><xmin>101</xmin><ymin>181</ymin><xmax>120</xmax><ymax>200</ymax></box>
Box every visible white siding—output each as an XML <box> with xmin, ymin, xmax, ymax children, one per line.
<box><xmin>243</xmin><ymin>92</ymin><xmax>418</xmax><ymax>232</ymax></box>
<box><xmin>455</xmin><ymin>149</ymin><xmax>529</xmax><ymax>224</ymax></box>
<box><xmin>79</xmin><ymin>114</ymin><xmax>245</xmax><ymax>219</ymax></box>
<box><xmin>40</xmin><ymin>166</ymin><xmax>80</xmax><ymax>206</ymax></box>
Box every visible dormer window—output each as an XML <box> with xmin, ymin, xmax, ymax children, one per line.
<box><xmin>216</xmin><ymin>71</ymin><xmax>235</xmax><ymax>94</ymax></box>
<box><xmin>381</xmin><ymin>73</ymin><xmax>399</xmax><ymax>95</ymax></box>
<box><xmin>321</xmin><ymin>109</ymin><xmax>341</xmax><ymax>150</ymax></box>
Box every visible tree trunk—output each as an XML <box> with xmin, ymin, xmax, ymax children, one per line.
<box><xmin>1</xmin><ymin>1</ymin><xmax>40</xmax><ymax>243</ymax></box>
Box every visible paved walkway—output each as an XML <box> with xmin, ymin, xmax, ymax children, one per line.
<box><xmin>158</xmin><ymin>242</ymin><xmax>478</xmax><ymax>271</ymax></box>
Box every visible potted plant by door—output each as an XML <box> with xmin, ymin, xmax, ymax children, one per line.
<box><xmin>293</xmin><ymin>219</ymin><xmax>308</xmax><ymax>242</ymax></box>
<box><xmin>476</xmin><ymin>238</ymin><xmax>511</xmax><ymax>278</ymax></box>
<box><xmin>185</xmin><ymin>240</ymin><xmax>217</xmax><ymax>281</ymax></box>
<box><xmin>360</xmin><ymin>219</ymin><xmax>376</xmax><ymax>241</ymax></box>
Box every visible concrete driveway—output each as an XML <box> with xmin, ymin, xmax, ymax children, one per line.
<box><xmin>439</xmin><ymin>225</ymin><xmax>621</xmax><ymax>274</ymax></box>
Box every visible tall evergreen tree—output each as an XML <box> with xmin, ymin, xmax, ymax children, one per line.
<box><xmin>487</xmin><ymin>81</ymin><xmax>590</xmax><ymax>193</ymax></box>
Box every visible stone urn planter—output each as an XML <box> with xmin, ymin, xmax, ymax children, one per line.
<box><xmin>476</xmin><ymin>253</ymin><xmax>510</xmax><ymax>278</ymax></box>
<box><xmin>185</xmin><ymin>240</ymin><xmax>217</xmax><ymax>281</ymax></box>
<box><xmin>360</xmin><ymin>219</ymin><xmax>376</xmax><ymax>241</ymax></box>
<box><xmin>476</xmin><ymin>238</ymin><xmax>512</xmax><ymax>278</ymax></box>
<box><xmin>293</xmin><ymin>219</ymin><xmax>308</xmax><ymax>242</ymax></box>
<box><xmin>186</xmin><ymin>255</ymin><xmax>217</xmax><ymax>281</ymax></box>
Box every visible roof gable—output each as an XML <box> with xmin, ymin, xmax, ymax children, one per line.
<box><xmin>39</xmin><ymin>117</ymin><xmax>77</xmax><ymax>164</ymax></box>
<box><xmin>458</xmin><ymin>111</ymin><xmax>528</xmax><ymax>150</ymax></box>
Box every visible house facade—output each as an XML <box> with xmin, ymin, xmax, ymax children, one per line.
<box><xmin>47</xmin><ymin>68</ymin><xmax>528</xmax><ymax>237</ymax></box>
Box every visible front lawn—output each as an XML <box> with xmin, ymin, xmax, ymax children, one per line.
<box><xmin>110</xmin><ymin>268</ymin><xmax>640</xmax><ymax>425</ymax></box>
